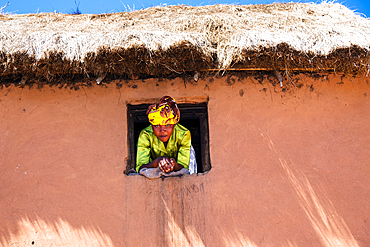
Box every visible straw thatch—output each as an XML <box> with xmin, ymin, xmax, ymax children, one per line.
<box><xmin>0</xmin><ymin>2</ymin><xmax>370</xmax><ymax>85</ymax></box>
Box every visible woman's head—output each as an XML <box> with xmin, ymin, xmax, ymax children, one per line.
<box><xmin>151</xmin><ymin>124</ymin><xmax>174</xmax><ymax>143</ymax></box>
<box><xmin>147</xmin><ymin>96</ymin><xmax>180</xmax><ymax>142</ymax></box>
<box><xmin>147</xmin><ymin>96</ymin><xmax>180</xmax><ymax>126</ymax></box>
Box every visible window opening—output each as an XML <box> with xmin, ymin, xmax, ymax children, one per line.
<box><xmin>126</xmin><ymin>103</ymin><xmax>211</xmax><ymax>174</ymax></box>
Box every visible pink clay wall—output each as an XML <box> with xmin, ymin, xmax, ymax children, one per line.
<box><xmin>0</xmin><ymin>74</ymin><xmax>369</xmax><ymax>246</ymax></box>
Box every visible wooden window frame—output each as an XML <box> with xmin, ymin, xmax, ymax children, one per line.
<box><xmin>126</xmin><ymin>102</ymin><xmax>211</xmax><ymax>174</ymax></box>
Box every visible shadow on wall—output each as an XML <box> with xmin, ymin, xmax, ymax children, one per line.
<box><xmin>1</xmin><ymin>142</ymin><xmax>361</xmax><ymax>247</ymax></box>
<box><xmin>160</xmin><ymin>132</ymin><xmax>363</xmax><ymax>247</ymax></box>
<box><xmin>0</xmin><ymin>82</ymin><xmax>364</xmax><ymax>246</ymax></box>
<box><xmin>0</xmin><ymin>84</ymin><xmax>126</xmax><ymax>246</ymax></box>
<box><xmin>160</xmin><ymin>131</ymin><xmax>361</xmax><ymax>247</ymax></box>
<box><xmin>262</xmin><ymin>132</ymin><xmax>359</xmax><ymax>247</ymax></box>
<box><xmin>0</xmin><ymin>164</ymin><xmax>361</xmax><ymax>246</ymax></box>
<box><xmin>163</xmin><ymin>196</ymin><xmax>259</xmax><ymax>247</ymax></box>
<box><xmin>0</xmin><ymin>139</ymin><xmax>362</xmax><ymax>246</ymax></box>
<box><xmin>1</xmin><ymin>211</ymin><xmax>258</xmax><ymax>247</ymax></box>
<box><xmin>0</xmin><ymin>217</ymin><xmax>113</xmax><ymax>247</ymax></box>
<box><xmin>279</xmin><ymin>158</ymin><xmax>359</xmax><ymax>247</ymax></box>
<box><xmin>163</xmin><ymin>197</ymin><xmax>205</xmax><ymax>247</ymax></box>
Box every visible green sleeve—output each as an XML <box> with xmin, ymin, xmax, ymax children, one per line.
<box><xmin>177</xmin><ymin>130</ymin><xmax>191</xmax><ymax>169</ymax></box>
<box><xmin>136</xmin><ymin>132</ymin><xmax>152</xmax><ymax>172</ymax></box>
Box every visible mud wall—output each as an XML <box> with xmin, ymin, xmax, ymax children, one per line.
<box><xmin>0</xmin><ymin>74</ymin><xmax>369</xmax><ymax>246</ymax></box>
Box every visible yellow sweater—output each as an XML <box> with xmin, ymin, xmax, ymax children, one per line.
<box><xmin>136</xmin><ymin>124</ymin><xmax>191</xmax><ymax>172</ymax></box>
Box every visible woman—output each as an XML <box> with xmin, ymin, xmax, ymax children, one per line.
<box><xmin>136</xmin><ymin>96</ymin><xmax>195</xmax><ymax>175</ymax></box>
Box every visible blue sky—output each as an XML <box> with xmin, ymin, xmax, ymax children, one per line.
<box><xmin>1</xmin><ymin>0</ymin><xmax>369</xmax><ymax>17</ymax></box>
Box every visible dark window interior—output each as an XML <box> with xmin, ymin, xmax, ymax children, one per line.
<box><xmin>126</xmin><ymin>103</ymin><xmax>211</xmax><ymax>174</ymax></box>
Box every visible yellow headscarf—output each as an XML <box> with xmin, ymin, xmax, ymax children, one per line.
<box><xmin>147</xmin><ymin>96</ymin><xmax>180</xmax><ymax>125</ymax></box>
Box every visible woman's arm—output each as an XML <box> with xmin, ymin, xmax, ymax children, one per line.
<box><xmin>168</xmin><ymin>158</ymin><xmax>184</xmax><ymax>172</ymax></box>
<box><xmin>176</xmin><ymin>130</ymin><xmax>192</xmax><ymax>170</ymax></box>
<box><xmin>138</xmin><ymin>157</ymin><xmax>160</xmax><ymax>171</ymax></box>
<box><xmin>139</xmin><ymin>156</ymin><xmax>184</xmax><ymax>172</ymax></box>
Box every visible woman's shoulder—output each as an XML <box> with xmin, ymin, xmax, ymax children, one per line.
<box><xmin>137</xmin><ymin>125</ymin><xmax>154</xmax><ymax>146</ymax></box>
<box><xmin>175</xmin><ymin>123</ymin><xmax>189</xmax><ymax>133</ymax></box>
<box><xmin>141</xmin><ymin>125</ymin><xmax>153</xmax><ymax>133</ymax></box>
<box><xmin>139</xmin><ymin>125</ymin><xmax>154</xmax><ymax>138</ymax></box>
<box><xmin>174</xmin><ymin>124</ymin><xmax>191</xmax><ymax>140</ymax></box>
<box><xmin>173</xmin><ymin>124</ymin><xmax>191</xmax><ymax>144</ymax></box>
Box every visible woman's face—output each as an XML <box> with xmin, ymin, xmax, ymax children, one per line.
<box><xmin>152</xmin><ymin>124</ymin><xmax>175</xmax><ymax>143</ymax></box>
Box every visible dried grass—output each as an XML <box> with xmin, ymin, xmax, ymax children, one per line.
<box><xmin>0</xmin><ymin>2</ymin><xmax>369</xmax><ymax>83</ymax></box>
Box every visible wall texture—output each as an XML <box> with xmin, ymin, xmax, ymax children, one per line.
<box><xmin>0</xmin><ymin>74</ymin><xmax>369</xmax><ymax>246</ymax></box>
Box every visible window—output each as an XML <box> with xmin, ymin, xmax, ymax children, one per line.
<box><xmin>126</xmin><ymin>102</ymin><xmax>211</xmax><ymax>174</ymax></box>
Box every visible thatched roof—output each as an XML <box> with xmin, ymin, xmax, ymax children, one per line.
<box><xmin>0</xmin><ymin>2</ymin><xmax>370</xmax><ymax>85</ymax></box>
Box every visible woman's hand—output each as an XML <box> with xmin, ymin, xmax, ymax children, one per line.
<box><xmin>169</xmin><ymin>158</ymin><xmax>178</xmax><ymax>170</ymax></box>
<box><xmin>158</xmin><ymin>157</ymin><xmax>182</xmax><ymax>173</ymax></box>
<box><xmin>157</xmin><ymin>157</ymin><xmax>173</xmax><ymax>173</ymax></box>
<box><xmin>139</xmin><ymin>156</ymin><xmax>184</xmax><ymax>173</ymax></box>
